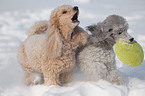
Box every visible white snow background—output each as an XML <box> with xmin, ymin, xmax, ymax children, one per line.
<box><xmin>0</xmin><ymin>0</ymin><xmax>145</xmax><ymax>96</ymax></box>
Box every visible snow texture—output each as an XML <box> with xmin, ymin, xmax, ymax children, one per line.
<box><xmin>0</xmin><ymin>0</ymin><xmax>145</xmax><ymax>96</ymax></box>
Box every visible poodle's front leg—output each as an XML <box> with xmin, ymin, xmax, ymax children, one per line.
<box><xmin>43</xmin><ymin>71</ymin><xmax>60</xmax><ymax>85</ymax></box>
<box><xmin>43</xmin><ymin>66</ymin><xmax>60</xmax><ymax>85</ymax></box>
<box><xmin>106</xmin><ymin>70</ymin><xmax>124</xmax><ymax>85</ymax></box>
<box><xmin>105</xmin><ymin>62</ymin><xmax>124</xmax><ymax>85</ymax></box>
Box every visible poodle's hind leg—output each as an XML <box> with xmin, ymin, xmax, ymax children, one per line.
<box><xmin>59</xmin><ymin>69</ymin><xmax>73</xmax><ymax>85</ymax></box>
<box><xmin>23</xmin><ymin>70</ymin><xmax>44</xmax><ymax>85</ymax></box>
<box><xmin>18</xmin><ymin>43</ymin><xmax>44</xmax><ymax>85</ymax></box>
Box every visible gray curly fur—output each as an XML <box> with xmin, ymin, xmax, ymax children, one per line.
<box><xmin>77</xmin><ymin>15</ymin><xmax>133</xmax><ymax>85</ymax></box>
<box><xmin>87</xmin><ymin>15</ymin><xmax>129</xmax><ymax>50</ymax></box>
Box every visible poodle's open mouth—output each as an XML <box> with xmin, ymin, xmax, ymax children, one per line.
<box><xmin>72</xmin><ymin>12</ymin><xmax>79</xmax><ymax>23</ymax></box>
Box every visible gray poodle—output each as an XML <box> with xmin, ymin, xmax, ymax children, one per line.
<box><xmin>77</xmin><ymin>15</ymin><xmax>134</xmax><ymax>85</ymax></box>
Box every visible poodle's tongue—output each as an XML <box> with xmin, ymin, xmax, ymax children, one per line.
<box><xmin>73</xmin><ymin>19</ymin><xmax>78</xmax><ymax>22</ymax></box>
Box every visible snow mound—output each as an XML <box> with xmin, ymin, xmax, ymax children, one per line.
<box><xmin>42</xmin><ymin>81</ymin><xmax>127</xmax><ymax>96</ymax></box>
<box><xmin>128</xmin><ymin>78</ymin><xmax>145</xmax><ymax>96</ymax></box>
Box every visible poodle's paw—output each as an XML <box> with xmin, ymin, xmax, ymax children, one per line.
<box><xmin>44</xmin><ymin>79</ymin><xmax>60</xmax><ymax>86</ymax></box>
<box><xmin>24</xmin><ymin>72</ymin><xmax>44</xmax><ymax>86</ymax></box>
<box><xmin>109</xmin><ymin>76</ymin><xmax>124</xmax><ymax>85</ymax></box>
<box><xmin>44</xmin><ymin>75</ymin><xmax>60</xmax><ymax>86</ymax></box>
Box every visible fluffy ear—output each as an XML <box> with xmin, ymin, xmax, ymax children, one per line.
<box><xmin>86</xmin><ymin>23</ymin><xmax>103</xmax><ymax>35</ymax></box>
<box><xmin>45</xmin><ymin>17</ymin><xmax>63</xmax><ymax>58</ymax></box>
<box><xmin>71</xmin><ymin>26</ymin><xmax>88</xmax><ymax>49</ymax></box>
<box><xmin>86</xmin><ymin>24</ymin><xmax>97</xmax><ymax>32</ymax></box>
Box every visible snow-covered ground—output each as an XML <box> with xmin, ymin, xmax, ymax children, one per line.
<box><xmin>0</xmin><ymin>0</ymin><xmax>145</xmax><ymax>96</ymax></box>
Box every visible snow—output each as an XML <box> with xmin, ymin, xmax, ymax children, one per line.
<box><xmin>0</xmin><ymin>0</ymin><xmax>145</xmax><ymax>96</ymax></box>
<box><xmin>42</xmin><ymin>81</ymin><xmax>127</xmax><ymax>96</ymax></box>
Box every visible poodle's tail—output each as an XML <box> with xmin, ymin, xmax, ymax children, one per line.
<box><xmin>27</xmin><ymin>21</ymin><xmax>48</xmax><ymax>37</ymax></box>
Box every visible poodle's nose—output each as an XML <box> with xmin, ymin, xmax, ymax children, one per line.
<box><xmin>129</xmin><ymin>38</ymin><xmax>134</xmax><ymax>42</ymax></box>
<box><xmin>73</xmin><ymin>6</ymin><xmax>78</xmax><ymax>11</ymax></box>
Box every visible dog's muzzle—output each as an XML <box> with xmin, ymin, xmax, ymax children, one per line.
<box><xmin>73</xmin><ymin>6</ymin><xmax>78</xmax><ymax>11</ymax></box>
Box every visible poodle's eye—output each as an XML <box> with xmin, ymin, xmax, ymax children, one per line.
<box><xmin>62</xmin><ymin>11</ymin><xmax>67</xmax><ymax>14</ymax></box>
<box><xmin>118</xmin><ymin>32</ymin><xmax>122</xmax><ymax>35</ymax></box>
<box><xmin>108</xmin><ymin>28</ymin><xmax>113</xmax><ymax>32</ymax></box>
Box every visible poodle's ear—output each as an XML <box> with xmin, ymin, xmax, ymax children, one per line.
<box><xmin>71</xmin><ymin>26</ymin><xmax>88</xmax><ymax>49</ymax></box>
<box><xmin>45</xmin><ymin>17</ymin><xmax>63</xmax><ymax>58</ymax></box>
<box><xmin>86</xmin><ymin>23</ymin><xmax>103</xmax><ymax>35</ymax></box>
<box><xmin>86</xmin><ymin>24</ymin><xmax>97</xmax><ymax>32</ymax></box>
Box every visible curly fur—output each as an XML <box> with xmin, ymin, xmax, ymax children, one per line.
<box><xmin>17</xmin><ymin>5</ymin><xmax>88</xmax><ymax>86</ymax></box>
<box><xmin>77</xmin><ymin>15</ymin><xmax>134</xmax><ymax>85</ymax></box>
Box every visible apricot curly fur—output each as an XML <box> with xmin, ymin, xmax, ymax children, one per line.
<box><xmin>17</xmin><ymin>5</ymin><xmax>88</xmax><ymax>86</ymax></box>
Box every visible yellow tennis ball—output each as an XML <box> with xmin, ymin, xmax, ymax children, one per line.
<box><xmin>115</xmin><ymin>39</ymin><xmax>144</xmax><ymax>67</ymax></box>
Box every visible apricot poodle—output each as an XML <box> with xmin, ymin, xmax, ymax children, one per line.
<box><xmin>17</xmin><ymin>5</ymin><xmax>88</xmax><ymax>86</ymax></box>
